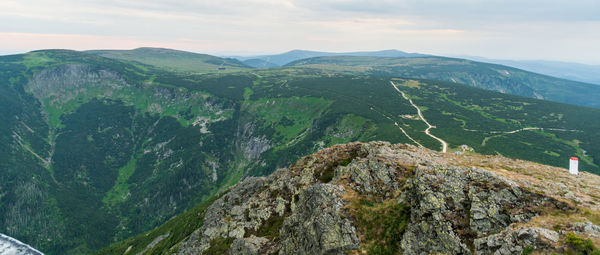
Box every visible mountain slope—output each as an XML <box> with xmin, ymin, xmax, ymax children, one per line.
<box><xmin>460</xmin><ymin>56</ymin><xmax>600</xmax><ymax>85</ymax></box>
<box><xmin>98</xmin><ymin>142</ymin><xmax>600</xmax><ymax>255</ymax></box>
<box><xmin>241</xmin><ymin>59</ymin><xmax>279</xmax><ymax>68</ymax></box>
<box><xmin>87</xmin><ymin>47</ymin><xmax>251</xmax><ymax>73</ymax></box>
<box><xmin>236</xmin><ymin>49</ymin><xmax>427</xmax><ymax>67</ymax></box>
<box><xmin>286</xmin><ymin>56</ymin><xmax>600</xmax><ymax>109</ymax></box>
<box><xmin>2</xmin><ymin>49</ymin><xmax>600</xmax><ymax>254</ymax></box>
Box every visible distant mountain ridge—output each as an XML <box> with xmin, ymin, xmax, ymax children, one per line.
<box><xmin>87</xmin><ymin>47</ymin><xmax>251</xmax><ymax>73</ymax></box>
<box><xmin>459</xmin><ymin>56</ymin><xmax>600</xmax><ymax>85</ymax></box>
<box><xmin>234</xmin><ymin>49</ymin><xmax>428</xmax><ymax>67</ymax></box>
<box><xmin>235</xmin><ymin>49</ymin><xmax>600</xmax><ymax>86</ymax></box>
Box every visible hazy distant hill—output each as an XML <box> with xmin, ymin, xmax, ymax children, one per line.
<box><xmin>287</xmin><ymin>56</ymin><xmax>600</xmax><ymax>109</ymax></box>
<box><xmin>242</xmin><ymin>58</ymin><xmax>279</xmax><ymax>68</ymax></box>
<box><xmin>88</xmin><ymin>47</ymin><xmax>251</xmax><ymax>73</ymax></box>
<box><xmin>460</xmin><ymin>56</ymin><xmax>600</xmax><ymax>85</ymax></box>
<box><xmin>236</xmin><ymin>49</ymin><xmax>427</xmax><ymax>67</ymax></box>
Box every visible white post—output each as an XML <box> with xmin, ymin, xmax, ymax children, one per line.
<box><xmin>569</xmin><ymin>157</ymin><xmax>579</xmax><ymax>175</ymax></box>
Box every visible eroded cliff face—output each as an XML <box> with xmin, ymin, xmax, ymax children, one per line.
<box><xmin>171</xmin><ymin>142</ymin><xmax>600</xmax><ymax>254</ymax></box>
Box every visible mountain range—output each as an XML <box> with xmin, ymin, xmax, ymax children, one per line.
<box><xmin>458</xmin><ymin>56</ymin><xmax>600</xmax><ymax>86</ymax></box>
<box><xmin>0</xmin><ymin>47</ymin><xmax>599</xmax><ymax>254</ymax></box>
<box><xmin>233</xmin><ymin>49</ymin><xmax>427</xmax><ymax>68</ymax></box>
<box><xmin>233</xmin><ymin>49</ymin><xmax>600</xmax><ymax>86</ymax></box>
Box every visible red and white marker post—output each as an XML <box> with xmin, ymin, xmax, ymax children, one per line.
<box><xmin>569</xmin><ymin>157</ymin><xmax>579</xmax><ymax>175</ymax></box>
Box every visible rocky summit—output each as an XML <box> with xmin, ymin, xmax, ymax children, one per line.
<box><xmin>134</xmin><ymin>141</ymin><xmax>599</xmax><ymax>255</ymax></box>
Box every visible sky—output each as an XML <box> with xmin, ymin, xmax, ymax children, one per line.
<box><xmin>1</xmin><ymin>0</ymin><xmax>599</xmax><ymax>64</ymax></box>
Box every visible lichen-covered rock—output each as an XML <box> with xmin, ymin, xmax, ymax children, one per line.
<box><xmin>475</xmin><ymin>227</ymin><xmax>559</xmax><ymax>254</ymax></box>
<box><xmin>279</xmin><ymin>184</ymin><xmax>358</xmax><ymax>254</ymax></box>
<box><xmin>401</xmin><ymin>166</ymin><xmax>472</xmax><ymax>254</ymax></box>
<box><xmin>230</xmin><ymin>236</ymin><xmax>270</xmax><ymax>255</ymax></box>
<box><xmin>574</xmin><ymin>221</ymin><xmax>600</xmax><ymax>234</ymax></box>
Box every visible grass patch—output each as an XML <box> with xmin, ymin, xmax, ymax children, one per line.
<box><xmin>565</xmin><ymin>232</ymin><xmax>599</xmax><ymax>255</ymax></box>
<box><xmin>350</xmin><ymin>198</ymin><xmax>410</xmax><ymax>254</ymax></box>
<box><xmin>522</xmin><ymin>246</ymin><xmax>534</xmax><ymax>255</ymax></box>
<box><xmin>202</xmin><ymin>237</ymin><xmax>234</xmax><ymax>255</ymax></box>
<box><xmin>103</xmin><ymin>157</ymin><xmax>137</xmax><ymax>206</ymax></box>
<box><xmin>400</xmin><ymin>80</ymin><xmax>421</xmax><ymax>88</ymax></box>
<box><xmin>248</xmin><ymin>214</ymin><xmax>286</xmax><ymax>240</ymax></box>
<box><xmin>244</xmin><ymin>96</ymin><xmax>331</xmax><ymax>147</ymax></box>
<box><xmin>582</xmin><ymin>209</ymin><xmax>600</xmax><ymax>225</ymax></box>
<box><xmin>324</xmin><ymin>114</ymin><xmax>372</xmax><ymax>146</ymax></box>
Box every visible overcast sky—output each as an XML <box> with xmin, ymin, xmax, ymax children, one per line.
<box><xmin>1</xmin><ymin>0</ymin><xmax>599</xmax><ymax>64</ymax></box>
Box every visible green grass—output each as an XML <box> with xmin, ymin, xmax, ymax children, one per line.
<box><xmin>244</xmin><ymin>96</ymin><xmax>331</xmax><ymax>148</ymax></box>
<box><xmin>32</xmin><ymin>76</ymin><xmax>230</xmax><ymax>130</ymax></box>
<box><xmin>324</xmin><ymin>114</ymin><xmax>372</xmax><ymax>146</ymax></box>
<box><xmin>103</xmin><ymin>157</ymin><xmax>137</xmax><ymax>206</ymax></box>
<box><xmin>243</xmin><ymin>87</ymin><xmax>254</xmax><ymax>100</ymax></box>
<box><xmin>203</xmin><ymin>237</ymin><xmax>234</xmax><ymax>255</ymax></box>
<box><xmin>565</xmin><ymin>232</ymin><xmax>599</xmax><ymax>255</ymax></box>
<box><xmin>21</xmin><ymin>52</ymin><xmax>55</xmax><ymax>69</ymax></box>
<box><xmin>247</xmin><ymin>214</ymin><xmax>286</xmax><ymax>240</ymax></box>
<box><xmin>522</xmin><ymin>246</ymin><xmax>534</xmax><ymax>255</ymax></box>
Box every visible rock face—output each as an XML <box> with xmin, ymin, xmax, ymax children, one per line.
<box><xmin>27</xmin><ymin>64</ymin><xmax>128</xmax><ymax>102</ymax></box>
<box><xmin>0</xmin><ymin>233</ymin><xmax>44</xmax><ymax>255</ymax></box>
<box><xmin>278</xmin><ymin>184</ymin><xmax>358</xmax><ymax>254</ymax></box>
<box><xmin>475</xmin><ymin>227</ymin><xmax>560</xmax><ymax>254</ymax></box>
<box><xmin>173</xmin><ymin>142</ymin><xmax>598</xmax><ymax>254</ymax></box>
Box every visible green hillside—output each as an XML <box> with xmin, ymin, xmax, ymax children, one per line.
<box><xmin>87</xmin><ymin>47</ymin><xmax>251</xmax><ymax>73</ymax></box>
<box><xmin>286</xmin><ymin>56</ymin><xmax>600</xmax><ymax>109</ymax></box>
<box><xmin>1</xmin><ymin>49</ymin><xmax>599</xmax><ymax>254</ymax></box>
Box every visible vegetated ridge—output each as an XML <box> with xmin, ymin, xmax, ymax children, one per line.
<box><xmin>98</xmin><ymin>142</ymin><xmax>600</xmax><ymax>255</ymax></box>
<box><xmin>460</xmin><ymin>56</ymin><xmax>600</xmax><ymax>85</ymax></box>
<box><xmin>87</xmin><ymin>47</ymin><xmax>251</xmax><ymax>73</ymax></box>
<box><xmin>286</xmin><ymin>56</ymin><xmax>600</xmax><ymax>109</ymax></box>
<box><xmin>235</xmin><ymin>49</ymin><xmax>427</xmax><ymax>67</ymax></box>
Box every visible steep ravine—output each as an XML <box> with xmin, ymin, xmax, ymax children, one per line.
<box><xmin>102</xmin><ymin>142</ymin><xmax>600</xmax><ymax>254</ymax></box>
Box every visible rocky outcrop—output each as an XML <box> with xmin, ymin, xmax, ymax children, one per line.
<box><xmin>0</xmin><ymin>233</ymin><xmax>44</xmax><ymax>255</ymax></box>
<box><xmin>230</xmin><ymin>236</ymin><xmax>269</xmax><ymax>255</ymax></box>
<box><xmin>279</xmin><ymin>184</ymin><xmax>358</xmax><ymax>254</ymax></box>
<box><xmin>172</xmin><ymin>142</ymin><xmax>598</xmax><ymax>254</ymax></box>
<box><xmin>238</xmin><ymin>123</ymin><xmax>271</xmax><ymax>160</ymax></box>
<box><xmin>475</xmin><ymin>226</ymin><xmax>559</xmax><ymax>254</ymax></box>
<box><xmin>27</xmin><ymin>64</ymin><xmax>128</xmax><ymax>102</ymax></box>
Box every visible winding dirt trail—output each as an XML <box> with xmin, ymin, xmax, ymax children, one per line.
<box><xmin>481</xmin><ymin>127</ymin><xmax>581</xmax><ymax>146</ymax></box>
<box><xmin>368</xmin><ymin>106</ymin><xmax>423</xmax><ymax>147</ymax></box>
<box><xmin>390</xmin><ymin>81</ymin><xmax>448</xmax><ymax>153</ymax></box>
